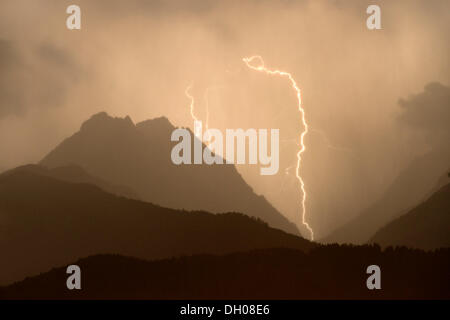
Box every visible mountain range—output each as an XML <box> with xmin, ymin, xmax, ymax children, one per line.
<box><xmin>370</xmin><ymin>182</ymin><xmax>450</xmax><ymax>250</ymax></box>
<box><xmin>1</xmin><ymin>111</ymin><xmax>449</xmax><ymax>297</ymax></box>
<box><xmin>0</xmin><ymin>166</ymin><xmax>313</xmax><ymax>285</ymax></box>
<box><xmin>40</xmin><ymin>112</ymin><xmax>299</xmax><ymax>236</ymax></box>
<box><xmin>322</xmin><ymin>150</ymin><xmax>450</xmax><ymax>244</ymax></box>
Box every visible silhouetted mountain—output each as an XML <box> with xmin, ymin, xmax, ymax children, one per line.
<box><xmin>0</xmin><ymin>168</ymin><xmax>313</xmax><ymax>285</ymax></box>
<box><xmin>370</xmin><ymin>183</ymin><xmax>450</xmax><ymax>250</ymax></box>
<box><xmin>40</xmin><ymin>112</ymin><xmax>299</xmax><ymax>235</ymax></box>
<box><xmin>429</xmin><ymin>168</ymin><xmax>450</xmax><ymax>195</ymax></box>
<box><xmin>322</xmin><ymin>151</ymin><xmax>450</xmax><ymax>244</ymax></box>
<box><xmin>3</xmin><ymin>164</ymin><xmax>138</xmax><ymax>199</ymax></box>
<box><xmin>1</xmin><ymin>246</ymin><xmax>448</xmax><ymax>299</ymax></box>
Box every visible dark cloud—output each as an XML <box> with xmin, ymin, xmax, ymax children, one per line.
<box><xmin>398</xmin><ymin>82</ymin><xmax>450</xmax><ymax>133</ymax></box>
<box><xmin>0</xmin><ymin>39</ymin><xmax>26</xmax><ymax>118</ymax></box>
<box><xmin>36</xmin><ymin>42</ymin><xmax>76</xmax><ymax>69</ymax></box>
<box><xmin>0</xmin><ymin>40</ymin><xmax>80</xmax><ymax>118</ymax></box>
<box><xmin>0</xmin><ymin>39</ymin><xmax>20</xmax><ymax>70</ymax></box>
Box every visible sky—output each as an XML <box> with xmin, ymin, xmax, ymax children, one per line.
<box><xmin>0</xmin><ymin>0</ymin><xmax>449</xmax><ymax>238</ymax></box>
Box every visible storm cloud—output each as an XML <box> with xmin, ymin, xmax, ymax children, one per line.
<box><xmin>0</xmin><ymin>39</ymin><xmax>80</xmax><ymax>118</ymax></box>
<box><xmin>398</xmin><ymin>82</ymin><xmax>450</xmax><ymax>135</ymax></box>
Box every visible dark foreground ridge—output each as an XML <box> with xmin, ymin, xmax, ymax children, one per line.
<box><xmin>0</xmin><ymin>167</ymin><xmax>313</xmax><ymax>285</ymax></box>
<box><xmin>1</xmin><ymin>246</ymin><xmax>449</xmax><ymax>299</ymax></box>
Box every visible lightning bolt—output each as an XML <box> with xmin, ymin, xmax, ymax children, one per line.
<box><xmin>309</xmin><ymin>126</ymin><xmax>357</xmax><ymax>158</ymax></box>
<box><xmin>186</xmin><ymin>85</ymin><xmax>223</xmax><ymax>146</ymax></box>
<box><xmin>185</xmin><ymin>84</ymin><xmax>204</xmax><ymax>140</ymax></box>
<box><xmin>185</xmin><ymin>84</ymin><xmax>199</xmax><ymax>123</ymax></box>
<box><xmin>243</xmin><ymin>55</ymin><xmax>314</xmax><ymax>241</ymax></box>
<box><xmin>204</xmin><ymin>88</ymin><xmax>211</xmax><ymax>132</ymax></box>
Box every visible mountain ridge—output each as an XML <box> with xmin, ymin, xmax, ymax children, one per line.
<box><xmin>370</xmin><ymin>182</ymin><xmax>450</xmax><ymax>250</ymax></box>
<box><xmin>2</xmin><ymin>246</ymin><xmax>448</xmax><ymax>299</ymax></box>
<box><xmin>0</xmin><ymin>167</ymin><xmax>313</xmax><ymax>285</ymax></box>
<box><xmin>40</xmin><ymin>112</ymin><xmax>300</xmax><ymax>236</ymax></box>
<box><xmin>322</xmin><ymin>151</ymin><xmax>450</xmax><ymax>244</ymax></box>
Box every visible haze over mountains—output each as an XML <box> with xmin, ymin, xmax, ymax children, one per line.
<box><xmin>0</xmin><ymin>113</ymin><xmax>448</xmax><ymax>296</ymax></box>
<box><xmin>370</xmin><ymin>182</ymin><xmax>450</xmax><ymax>250</ymax></box>
<box><xmin>40</xmin><ymin>112</ymin><xmax>299</xmax><ymax>236</ymax></box>
<box><xmin>430</xmin><ymin>169</ymin><xmax>450</xmax><ymax>195</ymax></box>
<box><xmin>24</xmin><ymin>111</ymin><xmax>450</xmax><ymax>248</ymax></box>
<box><xmin>1</xmin><ymin>162</ymin><xmax>447</xmax><ymax>296</ymax></box>
<box><xmin>0</xmin><ymin>166</ymin><xmax>313</xmax><ymax>285</ymax></box>
<box><xmin>322</xmin><ymin>150</ymin><xmax>450</xmax><ymax>244</ymax></box>
<box><xmin>4</xmin><ymin>164</ymin><xmax>138</xmax><ymax>199</ymax></box>
<box><xmin>0</xmin><ymin>0</ymin><xmax>448</xmax><ymax>301</ymax></box>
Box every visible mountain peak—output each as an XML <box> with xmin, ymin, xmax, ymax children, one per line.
<box><xmin>136</xmin><ymin>116</ymin><xmax>175</xmax><ymax>136</ymax></box>
<box><xmin>80</xmin><ymin>112</ymin><xmax>135</xmax><ymax>133</ymax></box>
<box><xmin>41</xmin><ymin>112</ymin><xmax>300</xmax><ymax>236</ymax></box>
